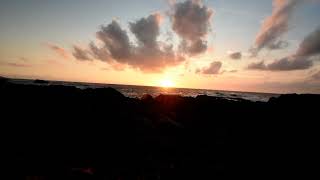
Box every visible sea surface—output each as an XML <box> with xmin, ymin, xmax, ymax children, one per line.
<box><xmin>9</xmin><ymin>79</ymin><xmax>279</xmax><ymax>102</ymax></box>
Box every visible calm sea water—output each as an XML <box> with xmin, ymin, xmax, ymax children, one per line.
<box><xmin>9</xmin><ymin>79</ymin><xmax>279</xmax><ymax>102</ymax></box>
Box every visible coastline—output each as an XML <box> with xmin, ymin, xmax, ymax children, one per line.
<box><xmin>6</xmin><ymin>77</ymin><xmax>279</xmax><ymax>102</ymax></box>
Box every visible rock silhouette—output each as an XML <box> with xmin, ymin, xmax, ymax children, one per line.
<box><xmin>0</xmin><ymin>79</ymin><xmax>318</xmax><ymax>179</ymax></box>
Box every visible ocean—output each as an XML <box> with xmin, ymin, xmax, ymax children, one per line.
<box><xmin>8</xmin><ymin>78</ymin><xmax>279</xmax><ymax>102</ymax></box>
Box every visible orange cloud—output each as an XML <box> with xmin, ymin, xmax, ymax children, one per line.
<box><xmin>46</xmin><ymin>43</ymin><xmax>71</xmax><ymax>59</ymax></box>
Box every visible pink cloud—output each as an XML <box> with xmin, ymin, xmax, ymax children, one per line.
<box><xmin>46</xmin><ymin>43</ymin><xmax>71</xmax><ymax>59</ymax></box>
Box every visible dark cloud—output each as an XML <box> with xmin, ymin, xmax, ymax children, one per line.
<box><xmin>251</xmin><ymin>0</ymin><xmax>300</xmax><ymax>56</ymax></box>
<box><xmin>46</xmin><ymin>43</ymin><xmax>70</xmax><ymax>59</ymax></box>
<box><xmin>197</xmin><ymin>61</ymin><xmax>222</xmax><ymax>74</ymax></box>
<box><xmin>267</xmin><ymin>56</ymin><xmax>313</xmax><ymax>70</ymax></box>
<box><xmin>89</xmin><ymin>42</ymin><xmax>109</xmax><ymax>62</ymax></box>
<box><xmin>248</xmin><ymin>56</ymin><xmax>313</xmax><ymax>71</ymax></box>
<box><xmin>296</xmin><ymin>27</ymin><xmax>320</xmax><ymax>57</ymax></box>
<box><xmin>72</xmin><ymin>46</ymin><xmax>92</xmax><ymax>61</ymax></box>
<box><xmin>171</xmin><ymin>0</ymin><xmax>213</xmax><ymax>55</ymax></box>
<box><xmin>129</xmin><ymin>13</ymin><xmax>161</xmax><ymax>49</ymax></box>
<box><xmin>247</xmin><ymin>61</ymin><xmax>267</xmax><ymax>70</ymax></box>
<box><xmin>228</xmin><ymin>52</ymin><xmax>242</xmax><ymax>60</ymax></box>
<box><xmin>179</xmin><ymin>39</ymin><xmax>207</xmax><ymax>55</ymax></box>
<box><xmin>96</xmin><ymin>20</ymin><xmax>132</xmax><ymax>61</ymax></box>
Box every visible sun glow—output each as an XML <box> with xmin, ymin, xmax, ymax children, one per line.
<box><xmin>159</xmin><ymin>79</ymin><xmax>175</xmax><ymax>88</ymax></box>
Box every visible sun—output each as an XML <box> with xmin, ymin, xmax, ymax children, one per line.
<box><xmin>159</xmin><ymin>79</ymin><xmax>175</xmax><ymax>88</ymax></box>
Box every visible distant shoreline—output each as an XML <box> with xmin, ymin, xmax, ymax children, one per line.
<box><xmin>0</xmin><ymin>75</ymin><xmax>282</xmax><ymax>95</ymax></box>
<box><xmin>5</xmin><ymin>77</ymin><xmax>281</xmax><ymax>102</ymax></box>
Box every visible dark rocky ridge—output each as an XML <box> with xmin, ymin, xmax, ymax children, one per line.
<box><xmin>33</xmin><ymin>79</ymin><xmax>49</xmax><ymax>84</ymax></box>
<box><xmin>0</xmin><ymin>80</ymin><xmax>318</xmax><ymax>179</ymax></box>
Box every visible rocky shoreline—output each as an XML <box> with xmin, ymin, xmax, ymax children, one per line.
<box><xmin>1</xmin><ymin>78</ymin><xmax>318</xmax><ymax>179</ymax></box>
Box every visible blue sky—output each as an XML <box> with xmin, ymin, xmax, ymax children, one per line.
<box><xmin>1</xmin><ymin>0</ymin><xmax>319</xmax><ymax>57</ymax></box>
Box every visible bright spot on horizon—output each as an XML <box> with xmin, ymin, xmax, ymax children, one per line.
<box><xmin>159</xmin><ymin>79</ymin><xmax>175</xmax><ymax>88</ymax></box>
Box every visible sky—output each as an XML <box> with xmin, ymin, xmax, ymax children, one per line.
<box><xmin>1</xmin><ymin>0</ymin><xmax>320</xmax><ymax>93</ymax></box>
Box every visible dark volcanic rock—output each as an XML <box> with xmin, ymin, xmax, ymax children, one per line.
<box><xmin>0</xmin><ymin>80</ymin><xmax>317</xmax><ymax>179</ymax></box>
<box><xmin>140</xmin><ymin>94</ymin><xmax>154</xmax><ymax>103</ymax></box>
<box><xmin>0</xmin><ymin>76</ymin><xmax>8</xmax><ymax>86</ymax></box>
<box><xmin>34</xmin><ymin>79</ymin><xmax>49</xmax><ymax>84</ymax></box>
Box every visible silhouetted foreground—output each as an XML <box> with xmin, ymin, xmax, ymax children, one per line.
<box><xmin>1</xmin><ymin>79</ymin><xmax>318</xmax><ymax>179</ymax></box>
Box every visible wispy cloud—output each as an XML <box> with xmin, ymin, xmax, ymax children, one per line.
<box><xmin>248</xmin><ymin>56</ymin><xmax>313</xmax><ymax>71</ymax></box>
<box><xmin>251</xmin><ymin>0</ymin><xmax>301</xmax><ymax>56</ymax></box>
<box><xmin>0</xmin><ymin>57</ymin><xmax>32</xmax><ymax>68</ymax></box>
<box><xmin>0</xmin><ymin>62</ymin><xmax>32</xmax><ymax>68</ymax></box>
<box><xmin>249</xmin><ymin>26</ymin><xmax>320</xmax><ymax>71</ymax></box>
<box><xmin>46</xmin><ymin>43</ymin><xmax>71</xmax><ymax>59</ymax></box>
<box><xmin>72</xmin><ymin>45</ymin><xmax>92</xmax><ymax>61</ymax></box>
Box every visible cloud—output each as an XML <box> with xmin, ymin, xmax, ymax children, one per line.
<box><xmin>247</xmin><ymin>61</ymin><xmax>267</xmax><ymax>70</ymax></box>
<box><xmin>171</xmin><ymin>0</ymin><xmax>213</xmax><ymax>55</ymax></box>
<box><xmin>72</xmin><ymin>45</ymin><xmax>92</xmax><ymax>61</ymax></box>
<box><xmin>311</xmin><ymin>70</ymin><xmax>320</xmax><ymax>80</ymax></box>
<box><xmin>89</xmin><ymin>42</ymin><xmax>109</xmax><ymax>62</ymax></box>
<box><xmin>220</xmin><ymin>69</ymin><xmax>238</xmax><ymax>74</ymax></box>
<box><xmin>46</xmin><ymin>43</ymin><xmax>71</xmax><ymax>59</ymax></box>
<box><xmin>267</xmin><ymin>56</ymin><xmax>313</xmax><ymax>70</ymax></box>
<box><xmin>197</xmin><ymin>61</ymin><xmax>222</xmax><ymax>74</ymax></box>
<box><xmin>96</xmin><ymin>20</ymin><xmax>132</xmax><ymax>61</ymax></box>
<box><xmin>71</xmin><ymin>1</ymin><xmax>216</xmax><ymax>72</ymax></box>
<box><xmin>247</xmin><ymin>56</ymin><xmax>313</xmax><ymax>71</ymax></box>
<box><xmin>228</xmin><ymin>51</ymin><xmax>242</xmax><ymax>60</ymax></box>
<box><xmin>248</xmin><ymin>26</ymin><xmax>320</xmax><ymax>71</ymax></box>
<box><xmin>251</xmin><ymin>0</ymin><xmax>300</xmax><ymax>56</ymax></box>
<box><xmin>126</xmin><ymin>13</ymin><xmax>185</xmax><ymax>72</ymax></box>
<box><xmin>296</xmin><ymin>27</ymin><xmax>320</xmax><ymax>57</ymax></box>
<box><xmin>179</xmin><ymin>39</ymin><xmax>207</xmax><ymax>55</ymax></box>
<box><xmin>129</xmin><ymin>13</ymin><xmax>162</xmax><ymax>49</ymax></box>
<box><xmin>0</xmin><ymin>62</ymin><xmax>31</xmax><ymax>68</ymax></box>
<box><xmin>75</xmin><ymin>14</ymin><xmax>185</xmax><ymax>73</ymax></box>
<box><xmin>0</xmin><ymin>57</ymin><xmax>32</xmax><ymax>68</ymax></box>
<box><xmin>267</xmin><ymin>40</ymin><xmax>289</xmax><ymax>50</ymax></box>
